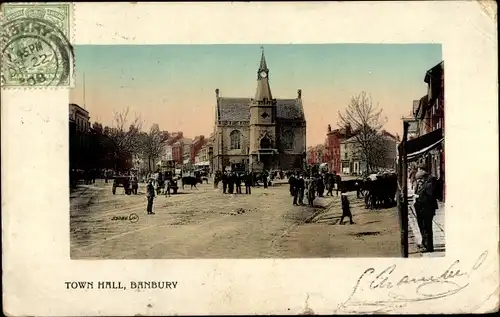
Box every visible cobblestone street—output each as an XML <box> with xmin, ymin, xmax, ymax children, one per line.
<box><xmin>70</xmin><ymin>180</ymin><xmax>401</xmax><ymax>259</ymax></box>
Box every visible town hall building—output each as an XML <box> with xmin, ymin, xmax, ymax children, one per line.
<box><xmin>212</xmin><ymin>49</ymin><xmax>307</xmax><ymax>173</ymax></box>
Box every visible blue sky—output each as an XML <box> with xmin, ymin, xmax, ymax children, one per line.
<box><xmin>70</xmin><ymin>44</ymin><xmax>442</xmax><ymax>145</ymax></box>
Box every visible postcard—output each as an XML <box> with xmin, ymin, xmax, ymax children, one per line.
<box><xmin>1</xmin><ymin>1</ymin><xmax>498</xmax><ymax>315</ymax></box>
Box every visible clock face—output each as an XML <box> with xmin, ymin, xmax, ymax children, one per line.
<box><xmin>260</xmin><ymin>71</ymin><xmax>267</xmax><ymax>78</ymax></box>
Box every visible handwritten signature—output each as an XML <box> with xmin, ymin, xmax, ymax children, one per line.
<box><xmin>336</xmin><ymin>251</ymin><xmax>488</xmax><ymax>313</ymax></box>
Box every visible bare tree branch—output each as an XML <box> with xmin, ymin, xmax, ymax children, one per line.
<box><xmin>338</xmin><ymin>91</ymin><xmax>391</xmax><ymax>174</ymax></box>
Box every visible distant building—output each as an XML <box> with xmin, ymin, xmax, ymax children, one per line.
<box><xmin>195</xmin><ymin>139</ymin><xmax>213</xmax><ymax>172</ymax></box>
<box><xmin>163</xmin><ymin>131</ymin><xmax>183</xmax><ymax>168</ymax></box>
<box><xmin>178</xmin><ymin>138</ymin><xmax>193</xmax><ymax>170</ymax></box>
<box><xmin>306</xmin><ymin>144</ymin><xmax>325</xmax><ymax>166</ymax></box>
<box><xmin>212</xmin><ymin>49</ymin><xmax>307</xmax><ymax>173</ymax></box>
<box><xmin>340</xmin><ymin>131</ymin><xmax>397</xmax><ymax>175</ymax></box>
<box><xmin>190</xmin><ymin>135</ymin><xmax>206</xmax><ymax>164</ymax></box>
<box><xmin>69</xmin><ymin>103</ymin><xmax>90</xmax><ymax>170</ymax></box>
<box><xmin>324</xmin><ymin>124</ymin><xmax>353</xmax><ymax>173</ymax></box>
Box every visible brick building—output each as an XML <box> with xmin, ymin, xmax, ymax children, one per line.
<box><xmin>408</xmin><ymin>61</ymin><xmax>445</xmax><ymax>201</ymax></box>
<box><xmin>324</xmin><ymin>124</ymin><xmax>352</xmax><ymax>173</ymax></box>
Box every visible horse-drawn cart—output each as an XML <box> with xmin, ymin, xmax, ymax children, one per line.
<box><xmin>112</xmin><ymin>176</ymin><xmax>132</xmax><ymax>195</ymax></box>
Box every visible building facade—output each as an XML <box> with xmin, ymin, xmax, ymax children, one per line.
<box><xmin>413</xmin><ymin>61</ymin><xmax>445</xmax><ymax>201</ymax></box>
<box><xmin>340</xmin><ymin>131</ymin><xmax>397</xmax><ymax>175</ymax></box>
<box><xmin>324</xmin><ymin>124</ymin><xmax>353</xmax><ymax>173</ymax></box>
<box><xmin>212</xmin><ymin>50</ymin><xmax>307</xmax><ymax>173</ymax></box>
<box><xmin>69</xmin><ymin>103</ymin><xmax>90</xmax><ymax>170</ymax></box>
<box><xmin>306</xmin><ymin>144</ymin><xmax>325</xmax><ymax>166</ymax></box>
<box><xmin>190</xmin><ymin>135</ymin><xmax>206</xmax><ymax>164</ymax></box>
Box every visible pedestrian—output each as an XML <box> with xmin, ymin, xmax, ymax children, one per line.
<box><xmin>296</xmin><ymin>175</ymin><xmax>305</xmax><ymax>205</ymax></box>
<box><xmin>235</xmin><ymin>173</ymin><xmax>242</xmax><ymax>194</ymax></box>
<box><xmin>340</xmin><ymin>190</ymin><xmax>354</xmax><ymax>224</ymax></box>
<box><xmin>228</xmin><ymin>172</ymin><xmax>235</xmax><ymax>194</ymax></box>
<box><xmin>263</xmin><ymin>171</ymin><xmax>268</xmax><ymax>189</ymax></box>
<box><xmin>306</xmin><ymin>176</ymin><xmax>316</xmax><ymax>207</ymax></box>
<box><xmin>336</xmin><ymin>173</ymin><xmax>342</xmax><ymax>196</ymax></box>
<box><xmin>414</xmin><ymin>164</ymin><xmax>438</xmax><ymax>253</ymax></box>
<box><xmin>355</xmin><ymin>180</ymin><xmax>361</xmax><ymax>199</ymax></box>
<box><xmin>146</xmin><ymin>179</ymin><xmax>155</xmax><ymax>215</ymax></box>
<box><xmin>326</xmin><ymin>173</ymin><xmax>335</xmax><ymax>196</ymax></box>
<box><xmin>131</xmin><ymin>176</ymin><xmax>139</xmax><ymax>195</ymax></box>
<box><xmin>316</xmin><ymin>175</ymin><xmax>325</xmax><ymax>197</ymax></box>
<box><xmin>164</xmin><ymin>179</ymin><xmax>171</xmax><ymax>197</ymax></box>
<box><xmin>288</xmin><ymin>173</ymin><xmax>296</xmax><ymax>196</ymax></box>
<box><xmin>244</xmin><ymin>172</ymin><xmax>252</xmax><ymax>194</ymax></box>
<box><xmin>222</xmin><ymin>172</ymin><xmax>227</xmax><ymax>194</ymax></box>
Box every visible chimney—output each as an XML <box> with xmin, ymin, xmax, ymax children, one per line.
<box><xmin>215</xmin><ymin>88</ymin><xmax>220</xmax><ymax>99</ymax></box>
<box><xmin>327</xmin><ymin>124</ymin><xmax>332</xmax><ymax>133</ymax></box>
<box><xmin>297</xmin><ymin>89</ymin><xmax>302</xmax><ymax>99</ymax></box>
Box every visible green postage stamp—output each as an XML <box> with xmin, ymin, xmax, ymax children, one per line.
<box><xmin>1</xmin><ymin>2</ymin><xmax>74</xmax><ymax>88</ymax></box>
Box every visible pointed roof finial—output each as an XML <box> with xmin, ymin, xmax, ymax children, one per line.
<box><xmin>259</xmin><ymin>45</ymin><xmax>268</xmax><ymax>71</ymax></box>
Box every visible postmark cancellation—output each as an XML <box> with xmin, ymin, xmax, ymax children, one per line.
<box><xmin>1</xmin><ymin>2</ymin><xmax>74</xmax><ymax>88</ymax></box>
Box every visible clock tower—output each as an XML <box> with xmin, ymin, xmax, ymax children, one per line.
<box><xmin>249</xmin><ymin>47</ymin><xmax>277</xmax><ymax>172</ymax></box>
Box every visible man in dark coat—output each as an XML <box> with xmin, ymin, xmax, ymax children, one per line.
<box><xmin>228</xmin><ymin>172</ymin><xmax>235</xmax><ymax>194</ymax></box>
<box><xmin>235</xmin><ymin>173</ymin><xmax>242</xmax><ymax>194</ymax></box>
<box><xmin>336</xmin><ymin>173</ymin><xmax>342</xmax><ymax>196</ymax></box>
<box><xmin>414</xmin><ymin>166</ymin><xmax>438</xmax><ymax>252</ymax></box>
<box><xmin>316</xmin><ymin>175</ymin><xmax>325</xmax><ymax>197</ymax></box>
<box><xmin>288</xmin><ymin>173</ymin><xmax>296</xmax><ymax>196</ymax></box>
<box><xmin>340</xmin><ymin>190</ymin><xmax>354</xmax><ymax>224</ymax></box>
<box><xmin>326</xmin><ymin>173</ymin><xmax>335</xmax><ymax>196</ymax></box>
<box><xmin>146</xmin><ymin>179</ymin><xmax>155</xmax><ymax>215</ymax></box>
<box><xmin>244</xmin><ymin>172</ymin><xmax>252</xmax><ymax>194</ymax></box>
<box><xmin>294</xmin><ymin>175</ymin><xmax>305</xmax><ymax>206</ymax></box>
<box><xmin>222</xmin><ymin>172</ymin><xmax>228</xmax><ymax>194</ymax></box>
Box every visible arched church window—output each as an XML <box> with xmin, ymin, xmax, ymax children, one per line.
<box><xmin>230</xmin><ymin>130</ymin><xmax>241</xmax><ymax>150</ymax></box>
<box><xmin>282</xmin><ymin>130</ymin><xmax>295</xmax><ymax>150</ymax></box>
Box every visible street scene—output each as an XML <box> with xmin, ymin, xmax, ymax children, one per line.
<box><xmin>69</xmin><ymin>44</ymin><xmax>445</xmax><ymax>259</ymax></box>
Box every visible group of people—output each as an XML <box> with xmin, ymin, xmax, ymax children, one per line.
<box><xmin>409</xmin><ymin>163</ymin><xmax>440</xmax><ymax>253</ymax></box>
<box><xmin>288</xmin><ymin>171</ymin><xmax>353</xmax><ymax>225</ymax></box>
<box><xmin>214</xmin><ymin>170</ymin><xmax>274</xmax><ymax>195</ymax></box>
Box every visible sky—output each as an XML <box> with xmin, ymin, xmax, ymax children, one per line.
<box><xmin>69</xmin><ymin>44</ymin><xmax>442</xmax><ymax>146</ymax></box>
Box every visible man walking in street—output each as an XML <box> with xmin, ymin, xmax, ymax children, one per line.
<box><xmin>414</xmin><ymin>164</ymin><xmax>438</xmax><ymax>253</ymax></box>
<box><xmin>146</xmin><ymin>179</ymin><xmax>155</xmax><ymax>215</ymax></box>
<box><xmin>340</xmin><ymin>190</ymin><xmax>354</xmax><ymax>224</ymax></box>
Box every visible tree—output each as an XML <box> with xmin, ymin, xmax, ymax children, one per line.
<box><xmin>139</xmin><ymin>124</ymin><xmax>170</xmax><ymax>172</ymax></box>
<box><xmin>105</xmin><ymin>107</ymin><xmax>143</xmax><ymax>171</ymax></box>
<box><xmin>338</xmin><ymin>91</ymin><xmax>389</xmax><ymax>174</ymax></box>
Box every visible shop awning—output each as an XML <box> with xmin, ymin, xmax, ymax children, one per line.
<box><xmin>401</xmin><ymin>128</ymin><xmax>443</xmax><ymax>162</ymax></box>
<box><xmin>407</xmin><ymin>138</ymin><xmax>443</xmax><ymax>162</ymax></box>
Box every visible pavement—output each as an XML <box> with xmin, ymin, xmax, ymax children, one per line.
<box><xmin>407</xmin><ymin>184</ymin><xmax>446</xmax><ymax>258</ymax></box>
<box><xmin>70</xmin><ymin>179</ymin><xmax>401</xmax><ymax>259</ymax></box>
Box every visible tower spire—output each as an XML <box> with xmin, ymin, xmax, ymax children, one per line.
<box><xmin>259</xmin><ymin>45</ymin><xmax>268</xmax><ymax>71</ymax></box>
<box><xmin>254</xmin><ymin>47</ymin><xmax>273</xmax><ymax>101</ymax></box>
